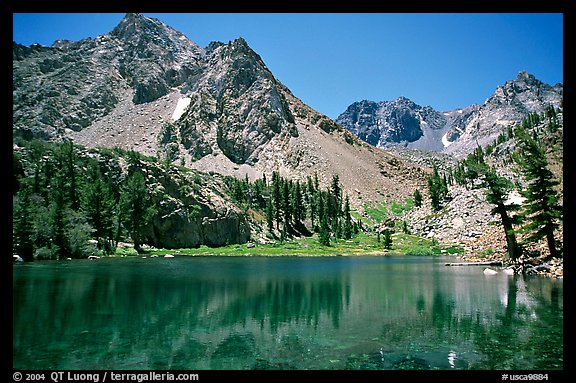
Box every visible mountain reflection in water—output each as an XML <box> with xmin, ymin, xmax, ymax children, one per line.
<box><xmin>13</xmin><ymin>256</ymin><xmax>562</xmax><ymax>370</ymax></box>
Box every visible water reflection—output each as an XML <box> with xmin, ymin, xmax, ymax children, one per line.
<box><xmin>13</xmin><ymin>256</ymin><xmax>562</xmax><ymax>370</ymax></box>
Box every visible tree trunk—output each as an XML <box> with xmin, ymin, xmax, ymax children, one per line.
<box><xmin>498</xmin><ymin>203</ymin><xmax>522</xmax><ymax>261</ymax></box>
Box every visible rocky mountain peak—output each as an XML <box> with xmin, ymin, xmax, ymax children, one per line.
<box><xmin>336</xmin><ymin>96</ymin><xmax>447</xmax><ymax>151</ymax></box>
<box><xmin>111</xmin><ymin>13</ymin><xmax>159</xmax><ymax>41</ymax></box>
<box><xmin>338</xmin><ymin>71</ymin><xmax>562</xmax><ymax>158</ymax></box>
<box><xmin>514</xmin><ymin>69</ymin><xmax>537</xmax><ymax>84</ymax></box>
<box><xmin>211</xmin><ymin>37</ymin><xmax>266</xmax><ymax>68</ymax></box>
<box><xmin>393</xmin><ymin>96</ymin><xmax>418</xmax><ymax>109</ymax></box>
<box><xmin>13</xmin><ymin>14</ymin><xmax>430</xmax><ymax>208</ymax></box>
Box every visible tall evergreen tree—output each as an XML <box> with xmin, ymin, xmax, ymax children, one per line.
<box><xmin>427</xmin><ymin>163</ymin><xmax>447</xmax><ymax>211</ymax></box>
<box><xmin>13</xmin><ymin>186</ymin><xmax>35</xmax><ymax>261</ymax></box>
<box><xmin>62</xmin><ymin>140</ymin><xmax>80</xmax><ymax>210</ymax></box>
<box><xmin>413</xmin><ymin>189</ymin><xmax>423</xmax><ymax>208</ymax></box>
<box><xmin>265</xmin><ymin>198</ymin><xmax>274</xmax><ymax>233</ymax></box>
<box><xmin>461</xmin><ymin>146</ymin><xmax>523</xmax><ymax>261</ymax></box>
<box><xmin>272</xmin><ymin>171</ymin><xmax>282</xmax><ymax>230</ymax></box>
<box><xmin>120</xmin><ymin>171</ymin><xmax>156</xmax><ymax>252</ymax></box>
<box><xmin>292</xmin><ymin>182</ymin><xmax>304</xmax><ymax>225</ymax></box>
<box><xmin>513</xmin><ymin>126</ymin><xmax>562</xmax><ymax>259</ymax></box>
<box><xmin>282</xmin><ymin>180</ymin><xmax>291</xmax><ymax>229</ymax></box>
<box><xmin>382</xmin><ymin>228</ymin><xmax>393</xmax><ymax>250</ymax></box>
<box><xmin>49</xmin><ymin>169</ymin><xmax>69</xmax><ymax>259</ymax></box>
<box><xmin>81</xmin><ymin>162</ymin><xmax>117</xmax><ymax>254</ymax></box>
<box><xmin>342</xmin><ymin>195</ymin><xmax>353</xmax><ymax>240</ymax></box>
<box><xmin>318</xmin><ymin>211</ymin><xmax>331</xmax><ymax>246</ymax></box>
<box><xmin>318</xmin><ymin>193</ymin><xmax>330</xmax><ymax>246</ymax></box>
<box><xmin>483</xmin><ymin>167</ymin><xmax>523</xmax><ymax>260</ymax></box>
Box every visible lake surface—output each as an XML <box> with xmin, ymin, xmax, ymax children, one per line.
<box><xmin>13</xmin><ymin>255</ymin><xmax>563</xmax><ymax>370</ymax></box>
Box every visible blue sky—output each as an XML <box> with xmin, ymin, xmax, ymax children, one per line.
<box><xmin>12</xmin><ymin>13</ymin><xmax>563</xmax><ymax>119</ymax></box>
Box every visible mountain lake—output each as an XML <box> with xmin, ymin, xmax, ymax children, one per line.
<box><xmin>13</xmin><ymin>255</ymin><xmax>563</xmax><ymax>370</ymax></box>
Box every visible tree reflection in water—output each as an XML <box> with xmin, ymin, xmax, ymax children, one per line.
<box><xmin>13</xmin><ymin>256</ymin><xmax>562</xmax><ymax>370</ymax></box>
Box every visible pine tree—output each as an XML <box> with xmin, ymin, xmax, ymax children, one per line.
<box><xmin>282</xmin><ymin>180</ymin><xmax>291</xmax><ymax>229</ymax></box>
<box><xmin>272</xmin><ymin>171</ymin><xmax>282</xmax><ymax>230</ymax></box>
<box><xmin>342</xmin><ymin>195</ymin><xmax>353</xmax><ymax>240</ymax></box>
<box><xmin>306</xmin><ymin>175</ymin><xmax>317</xmax><ymax>228</ymax></box>
<box><xmin>62</xmin><ymin>141</ymin><xmax>80</xmax><ymax>210</ymax></box>
<box><xmin>49</xmin><ymin>169</ymin><xmax>69</xmax><ymax>259</ymax></box>
<box><xmin>483</xmin><ymin>167</ymin><xmax>523</xmax><ymax>260</ymax></box>
<box><xmin>292</xmin><ymin>182</ymin><xmax>304</xmax><ymax>225</ymax></box>
<box><xmin>513</xmin><ymin>126</ymin><xmax>562</xmax><ymax>259</ymax></box>
<box><xmin>265</xmin><ymin>198</ymin><xmax>274</xmax><ymax>233</ymax></box>
<box><xmin>81</xmin><ymin>161</ymin><xmax>117</xmax><ymax>254</ymax></box>
<box><xmin>413</xmin><ymin>189</ymin><xmax>422</xmax><ymax>208</ymax></box>
<box><xmin>461</xmin><ymin>146</ymin><xmax>523</xmax><ymax>261</ymax></box>
<box><xmin>120</xmin><ymin>171</ymin><xmax>156</xmax><ymax>252</ymax></box>
<box><xmin>427</xmin><ymin>163</ymin><xmax>447</xmax><ymax>211</ymax></box>
<box><xmin>13</xmin><ymin>186</ymin><xmax>35</xmax><ymax>261</ymax></box>
<box><xmin>382</xmin><ymin>228</ymin><xmax>393</xmax><ymax>250</ymax></box>
<box><xmin>318</xmin><ymin>194</ymin><xmax>330</xmax><ymax>246</ymax></box>
<box><xmin>319</xmin><ymin>214</ymin><xmax>331</xmax><ymax>246</ymax></box>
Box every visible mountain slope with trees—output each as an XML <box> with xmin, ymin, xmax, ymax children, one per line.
<box><xmin>13</xmin><ymin>13</ymin><xmax>428</xmax><ymax>209</ymax></box>
<box><xmin>12</xmin><ymin>14</ymin><xmax>563</xmax><ymax>275</ymax></box>
<box><xmin>401</xmin><ymin>105</ymin><xmax>563</xmax><ymax>274</ymax></box>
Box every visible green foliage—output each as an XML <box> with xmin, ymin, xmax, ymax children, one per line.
<box><xmin>13</xmin><ymin>187</ymin><xmax>35</xmax><ymax>261</ymax></box>
<box><xmin>81</xmin><ymin>161</ymin><xmax>117</xmax><ymax>254</ymax></box>
<box><xmin>342</xmin><ymin>196</ymin><xmax>353</xmax><ymax>240</ymax></box>
<box><xmin>120</xmin><ymin>171</ymin><xmax>157</xmax><ymax>252</ymax></box>
<box><xmin>382</xmin><ymin>229</ymin><xmax>393</xmax><ymax>250</ymax></box>
<box><xmin>391</xmin><ymin>198</ymin><xmax>413</xmax><ymax>216</ymax></box>
<box><xmin>115</xmin><ymin>247</ymin><xmax>139</xmax><ymax>257</ymax></box>
<box><xmin>402</xmin><ymin>221</ymin><xmax>410</xmax><ymax>234</ymax></box>
<box><xmin>413</xmin><ymin>189</ymin><xmax>423</xmax><ymax>208</ymax></box>
<box><xmin>427</xmin><ymin>162</ymin><xmax>448</xmax><ymax>211</ymax></box>
<box><xmin>457</xmin><ymin>144</ymin><xmax>523</xmax><ymax>260</ymax></box>
<box><xmin>222</xmin><ymin>169</ymin><xmax>356</xmax><ymax>243</ymax></box>
<box><xmin>513</xmin><ymin>125</ymin><xmax>562</xmax><ymax>258</ymax></box>
<box><xmin>265</xmin><ymin>198</ymin><xmax>274</xmax><ymax>232</ymax></box>
<box><xmin>318</xmin><ymin>195</ymin><xmax>331</xmax><ymax>246</ymax></box>
<box><xmin>12</xmin><ymin>140</ymin><xmax>163</xmax><ymax>260</ymax></box>
<box><xmin>14</xmin><ymin>140</ymin><xmax>447</xmax><ymax>261</ymax></box>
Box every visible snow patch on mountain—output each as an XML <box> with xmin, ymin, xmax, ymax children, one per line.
<box><xmin>172</xmin><ymin>97</ymin><xmax>191</xmax><ymax>121</ymax></box>
<box><xmin>441</xmin><ymin>132</ymin><xmax>453</xmax><ymax>147</ymax></box>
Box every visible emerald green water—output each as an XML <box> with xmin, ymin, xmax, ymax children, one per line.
<box><xmin>13</xmin><ymin>256</ymin><xmax>563</xmax><ymax>370</ymax></box>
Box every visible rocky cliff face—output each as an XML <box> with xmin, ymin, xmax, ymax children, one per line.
<box><xmin>13</xmin><ymin>142</ymin><xmax>250</xmax><ymax>249</ymax></box>
<box><xmin>13</xmin><ymin>13</ymin><xmax>204</xmax><ymax>140</ymax></box>
<box><xmin>336</xmin><ymin>71</ymin><xmax>563</xmax><ymax>158</ymax></box>
<box><xmin>141</xmin><ymin>163</ymin><xmax>251</xmax><ymax>249</ymax></box>
<box><xmin>336</xmin><ymin>97</ymin><xmax>449</xmax><ymax>152</ymax></box>
<box><xmin>158</xmin><ymin>37</ymin><xmax>298</xmax><ymax>166</ymax></box>
<box><xmin>13</xmin><ymin>13</ymin><xmax>429</xmax><ymax>208</ymax></box>
<box><xmin>443</xmin><ymin>71</ymin><xmax>563</xmax><ymax>157</ymax></box>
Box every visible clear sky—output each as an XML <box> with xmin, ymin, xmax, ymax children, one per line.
<box><xmin>12</xmin><ymin>13</ymin><xmax>563</xmax><ymax>119</ymax></box>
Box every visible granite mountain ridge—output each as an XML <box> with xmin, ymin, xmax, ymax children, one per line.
<box><xmin>336</xmin><ymin>70</ymin><xmax>562</xmax><ymax>159</ymax></box>
<box><xmin>12</xmin><ymin>13</ymin><xmax>428</xmax><ymax>207</ymax></box>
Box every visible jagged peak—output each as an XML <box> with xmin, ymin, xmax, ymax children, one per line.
<box><xmin>206</xmin><ymin>41</ymin><xmax>225</xmax><ymax>53</ymax></box>
<box><xmin>357</xmin><ymin>99</ymin><xmax>377</xmax><ymax>106</ymax></box>
<box><xmin>227</xmin><ymin>37</ymin><xmax>255</xmax><ymax>54</ymax></box>
<box><xmin>392</xmin><ymin>96</ymin><xmax>419</xmax><ymax>108</ymax></box>
<box><xmin>110</xmin><ymin>13</ymin><xmax>167</xmax><ymax>41</ymax></box>
<box><xmin>515</xmin><ymin>69</ymin><xmax>534</xmax><ymax>81</ymax></box>
<box><xmin>511</xmin><ymin>70</ymin><xmax>540</xmax><ymax>87</ymax></box>
<box><xmin>232</xmin><ymin>36</ymin><xmax>248</xmax><ymax>45</ymax></box>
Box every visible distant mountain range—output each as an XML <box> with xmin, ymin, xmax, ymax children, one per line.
<box><xmin>336</xmin><ymin>70</ymin><xmax>562</xmax><ymax>158</ymax></box>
